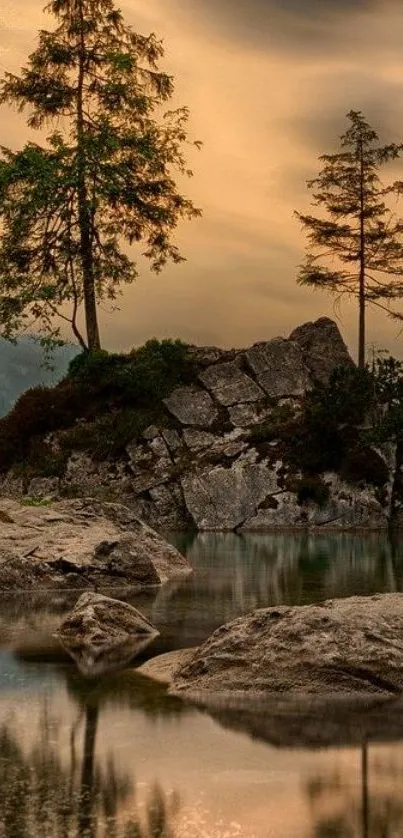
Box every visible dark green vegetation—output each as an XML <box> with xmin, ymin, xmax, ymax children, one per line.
<box><xmin>0</xmin><ymin>338</ymin><xmax>197</xmax><ymax>476</ymax></box>
<box><xmin>296</xmin><ymin>110</ymin><xmax>403</xmax><ymax>368</ymax></box>
<box><xmin>250</xmin><ymin>358</ymin><xmax>403</xmax><ymax>494</ymax></box>
<box><xmin>0</xmin><ymin>0</ymin><xmax>201</xmax><ymax>351</ymax></box>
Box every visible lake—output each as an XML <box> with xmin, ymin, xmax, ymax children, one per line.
<box><xmin>1</xmin><ymin>531</ymin><xmax>403</xmax><ymax>838</ymax></box>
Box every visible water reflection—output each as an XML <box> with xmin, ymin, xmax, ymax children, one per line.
<box><xmin>3</xmin><ymin>533</ymin><xmax>403</xmax><ymax>837</ymax></box>
<box><xmin>306</xmin><ymin>742</ymin><xmax>403</xmax><ymax>838</ymax></box>
<box><xmin>0</xmin><ymin>667</ymin><xmax>185</xmax><ymax>838</ymax></box>
<box><xmin>4</xmin><ymin>532</ymin><xmax>403</xmax><ymax>661</ymax></box>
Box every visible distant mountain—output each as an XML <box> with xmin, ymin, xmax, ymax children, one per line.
<box><xmin>0</xmin><ymin>337</ymin><xmax>79</xmax><ymax>417</ymax></box>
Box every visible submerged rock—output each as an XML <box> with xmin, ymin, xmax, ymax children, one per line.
<box><xmin>171</xmin><ymin>593</ymin><xmax>403</xmax><ymax>697</ymax></box>
<box><xmin>0</xmin><ymin>498</ymin><xmax>190</xmax><ymax>590</ymax></box>
<box><xmin>57</xmin><ymin>592</ymin><xmax>159</xmax><ymax>676</ymax></box>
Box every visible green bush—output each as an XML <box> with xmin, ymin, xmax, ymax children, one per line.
<box><xmin>340</xmin><ymin>445</ymin><xmax>389</xmax><ymax>487</ymax></box>
<box><xmin>68</xmin><ymin>339</ymin><xmax>197</xmax><ymax>406</ymax></box>
<box><xmin>61</xmin><ymin>408</ymin><xmax>162</xmax><ymax>460</ymax></box>
<box><xmin>296</xmin><ymin>476</ymin><xmax>330</xmax><ymax>507</ymax></box>
<box><xmin>0</xmin><ymin>381</ymin><xmax>85</xmax><ymax>471</ymax></box>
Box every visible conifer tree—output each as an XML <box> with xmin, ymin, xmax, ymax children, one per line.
<box><xmin>295</xmin><ymin>111</ymin><xmax>403</xmax><ymax>367</ymax></box>
<box><xmin>0</xmin><ymin>0</ymin><xmax>201</xmax><ymax>351</ymax></box>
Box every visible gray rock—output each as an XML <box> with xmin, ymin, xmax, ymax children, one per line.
<box><xmin>181</xmin><ymin>463</ymin><xmax>278</xmax><ymax>530</ymax></box>
<box><xmin>161</xmin><ymin>428</ymin><xmax>182</xmax><ymax>455</ymax></box>
<box><xmin>241</xmin><ymin>478</ymin><xmax>389</xmax><ymax>530</ymax></box>
<box><xmin>290</xmin><ymin>316</ymin><xmax>353</xmax><ymax>384</ymax></box>
<box><xmin>0</xmin><ymin>498</ymin><xmax>191</xmax><ymax>590</ymax></box>
<box><xmin>172</xmin><ymin>593</ymin><xmax>403</xmax><ymax>697</ymax></box>
<box><xmin>27</xmin><ymin>476</ymin><xmax>60</xmax><ymax>499</ymax></box>
<box><xmin>164</xmin><ymin>386</ymin><xmax>218</xmax><ymax>427</ymax></box>
<box><xmin>183</xmin><ymin>428</ymin><xmax>218</xmax><ymax>451</ymax></box>
<box><xmin>57</xmin><ymin>592</ymin><xmax>159</xmax><ymax>676</ymax></box>
<box><xmin>246</xmin><ymin>338</ymin><xmax>310</xmax><ymax>398</ymax></box>
<box><xmin>228</xmin><ymin>403</ymin><xmax>272</xmax><ymax>428</ymax></box>
<box><xmin>199</xmin><ymin>361</ymin><xmax>264</xmax><ymax>406</ymax></box>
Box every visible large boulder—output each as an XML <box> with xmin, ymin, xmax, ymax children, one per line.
<box><xmin>0</xmin><ymin>498</ymin><xmax>190</xmax><ymax>590</ymax></box>
<box><xmin>57</xmin><ymin>592</ymin><xmax>159</xmax><ymax>676</ymax></box>
<box><xmin>290</xmin><ymin>316</ymin><xmax>353</xmax><ymax>384</ymax></box>
<box><xmin>171</xmin><ymin>594</ymin><xmax>403</xmax><ymax>697</ymax></box>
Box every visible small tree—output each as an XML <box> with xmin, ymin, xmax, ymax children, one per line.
<box><xmin>0</xmin><ymin>0</ymin><xmax>201</xmax><ymax>351</ymax></box>
<box><xmin>295</xmin><ymin>110</ymin><xmax>403</xmax><ymax>367</ymax></box>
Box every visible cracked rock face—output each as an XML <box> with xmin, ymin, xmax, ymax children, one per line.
<box><xmin>163</xmin><ymin>386</ymin><xmax>218</xmax><ymax>427</ymax></box>
<box><xmin>172</xmin><ymin>593</ymin><xmax>403</xmax><ymax>697</ymax></box>
<box><xmin>199</xmin><ymin>361</ymin><xmax>264</xmax><ymax>406</ymax></box>
<box><xmin>56</xmin><ymin>592</ymin><xmax>159</xmax><ymax>676</ymax></box>
<box><xmin>246</xmin><ymin>338</ymin><xmax>310</xmax><ymax>398</ymax></box>
<box><xmin>181</xmin><ymin>464</ymin><xmax>279</xmax><ymax>530</ymax></box>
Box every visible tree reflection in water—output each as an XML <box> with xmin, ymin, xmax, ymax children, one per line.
<box><xmin>306</xmin><ymin>742</ymin><xmax>403</xmax><ymax>838</ymax></box>
<box><xmin>0</xmin><ymin>678</ymin><xmax>181</xmax><ymax>838</ymax></box>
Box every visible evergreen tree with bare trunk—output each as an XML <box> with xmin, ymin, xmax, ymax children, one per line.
<box><xmin>295</xmin><ymin>111</ymin><xmax>403</xmax><ymax>367</ymax></box>
<box><xmin>0</xmin><ymin>0</ymin><xmax>201</xmax><ymax>351</ymax></box>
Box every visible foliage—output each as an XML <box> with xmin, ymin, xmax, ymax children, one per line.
<box><xmin>60</xmin><ymin>409</ymin><xmax>162</xmax><ymax>460</ymax></box>
<box><xmin>295</xmin><ymin>476</ymin><xmax>330</xmax><ymax>507</ymax></box>
<box><xmin>0</xmin><ymin>338</ymin><xmax>196</xmax><ymax>474</ymax></box>
<box><xmin>69</xmin><ymin>338</ymin><xmax>197</xmax><ymax>403</ymax></box>
<box><xmin>296</xmin><ymin>110</ymin><xmax>403</xmax><ymax>367</ymax></box>
<box><xmin>0</xmin><ymin>0</ymin><xmax>202</xmax><ymax>350</ymax></box>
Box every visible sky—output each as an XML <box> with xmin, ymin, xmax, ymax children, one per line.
<box><xmin>2</xmin><ymin>0</ymin><xmax>403</xmax><ymax>358</ymax></box>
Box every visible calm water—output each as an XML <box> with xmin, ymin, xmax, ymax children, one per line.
<box><xmin>2</xmin><ymin>532</ymin><xmax>403</xmax><ymax>837</ymax></box>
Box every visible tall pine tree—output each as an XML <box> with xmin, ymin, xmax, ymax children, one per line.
<box><xmin>0</xmin><ymin>0</ymin><xmax>201</xmax><ymax>351</ymax></box>
<box><xmin>295</xmin><ymin>111</ymin><xmax>403</xmax><ymax>367</ymax></box>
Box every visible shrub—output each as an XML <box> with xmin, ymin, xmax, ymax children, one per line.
<box><xmin>68</xmin><ymin>339</ymin><xmax>197</xmax><ymax>406</ymax></box>
<box><xmin>60</xmin><ymin>408</ymin><xmax>162</xmax><ymax>460</ymax></box>
<box><xmin>295</xmin><ymin>476</ymin><xmax>330</xmax><ymax>507</ymax></box>
<box><xmin>340</xmin><ymin>445</ymin><xmax>389</xmax><ymax>487</ymax></box>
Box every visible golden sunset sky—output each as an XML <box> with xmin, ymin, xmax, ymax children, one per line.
<box><xmin>2</xmin><ymin>0</ymin><xmax>403</xmax><ymax>358</ymax></box>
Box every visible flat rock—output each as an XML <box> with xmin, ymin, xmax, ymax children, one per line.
<box><xmin>246</xmin><ymin>337</ymin><xmax>310</xmax><ymax>398</ymax></box>
<box><xmin>163</xmin><ymin>386</ymin><xmax>218</xmax><ymax>427</ymax></box>
<box><xmin>199</xmin><ymin>361</ymin><xmax>264</xmax><ymax>406</ymax></box>
<box><xmin>172</xmin><ymin>594</ymin><xmax>403</xmax><ymax>697</ymax></box>
<box><xmin>137</xmin><ymin>648</ymin><xmax>196</xmax><ymax>684</ymax></box>
<box><xmin>57</xmin><ymin>592</ymin><xmax>159</xmax><ymax>676</ymax></box>
<box><xmin>0</xmin><ymin>498</ymin><xmax>190</xmax><ymax>590</ymax></box>
<box><xmin>290</xmin><ymin>316</ymin><xmax>353</xmax><ymax>384</ymax></box>
<box><xmin>181</xmin><ymin>463</ymin><xmax>278</xmax><ymax>530</ymax></box>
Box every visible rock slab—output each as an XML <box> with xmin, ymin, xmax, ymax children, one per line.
<box><xmin>0</xmin><ymin>498</ymin><xmax>190</xmax><ymax>590</ymax></box>
<box><xmin>172</xmin><ymin>594</ymin><xmax>403</xmax><ymax>697</ymax></box>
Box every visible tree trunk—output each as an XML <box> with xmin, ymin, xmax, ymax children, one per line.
<box><xmin>358</xmin><ymin>138</ymin><xmax>366</xmax><ymax>368</ymax></box>
<box><xmin>76</xmin><ymin>0</ymin><xmax>101</xmax><ymax>352</ymax></box>
<box><xmin>78</xmin><ymin>704</ymin><xmax>99</xmax><ymax>838</ymax></box>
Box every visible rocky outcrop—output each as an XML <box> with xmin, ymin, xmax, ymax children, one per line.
<box><xmin>0</xmin><ymin>498</ymin><xmax>190</xmax><ymax>590</ymax></box>
<box><xmin>1</xmin><ymin>317</ymin><xmax>391</xmax><ymax>532</ymax></box>
<box><xmin>171</xmin><ymin>593</ymin><xmax>403</xmax><ymax>697</ymax></box>
<box><xmin>56</xmin><ymin>592</ymin><xmax>159</xmax><ymax>676</ymax></box>
<box><xmin>290</xmin><ymin>316</ymin><xmax>352</xmax><ymax>384</ymax></box>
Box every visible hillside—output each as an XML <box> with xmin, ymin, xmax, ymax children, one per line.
<box><xmin>0</xmin><ymin>318</ymin><xmax>401</xmax><ymax>532</ymax></box>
